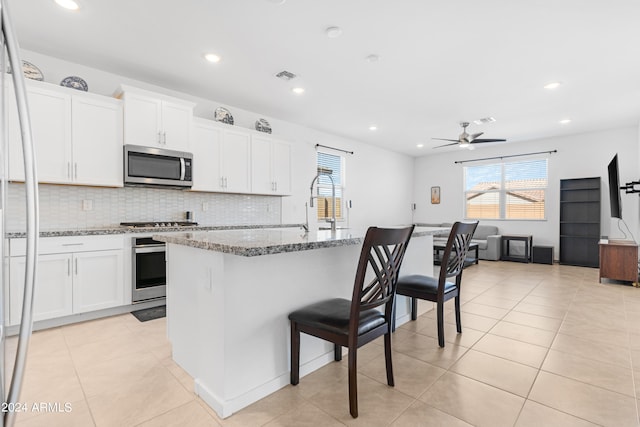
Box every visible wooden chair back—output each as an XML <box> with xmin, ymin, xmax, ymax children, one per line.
<box><xmin>349</xmin><ymin>225</ymin><xmax>414</xmax><ymax>326</ymax></box>
<box><xmin>438</xmin><ymin>221</ymin><xmax>479</xmax><ymax>287</ymax></box>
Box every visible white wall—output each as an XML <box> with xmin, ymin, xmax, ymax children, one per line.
<box><xmin>413</xmin><ymin>126</ymin><xmax>640</xmax><ymax>256</ymax></box>
<box><xmin>20</xmin><ymin>50</ymin><xmax>415</xmax><ymax>229</ymax></box>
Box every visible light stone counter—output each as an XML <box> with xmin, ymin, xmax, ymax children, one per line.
<box><xmin>154</xmin><ymin>226</ymin><xmax>449</xmax><ymax>257</ymax></box>
<box><xmin>5</xmin><ymin>223</ymin><xmax>302</xmax><ymax>238</ymax></box>
<box><xmin>162</xmin><ymin>225</ymin><xmax>445</xmax><ymax>419</ymax></box>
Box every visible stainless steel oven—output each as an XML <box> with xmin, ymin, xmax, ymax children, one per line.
<box><xmin>132</xmin><ymin>237</ymin><xmax>166</xmax><ymax>303</ymax></box>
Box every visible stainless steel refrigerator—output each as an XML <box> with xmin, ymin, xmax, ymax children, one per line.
<box><xmin>0</xmin><ymin>0</ymin><xmax>39</xmax><ymax>426</ymax></box>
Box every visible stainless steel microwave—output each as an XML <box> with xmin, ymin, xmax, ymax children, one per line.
<box><xmin>124</xmin><ymin>144</ymin><xmax>193</xmax><ymax>188</ymax></box>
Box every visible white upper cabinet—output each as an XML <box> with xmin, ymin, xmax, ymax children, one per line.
<box><xmin>251</xmin><ymin>134</ymin><xmax>291</xmax><ymax>195</ymax></box>
<box><xmin>71</xmin><ymin>95</ymin><xmax>123</xmax><ymax>186</ymax></box>
<box><xmin>8</xmin><ymin>83</ymin><xmax>71</xmax><ymax>183</ymax></box>
<box><xmin>222</xmin><ymin>128</ymin><xmax>251</xmax><ymax>193</ymax></box>
<box><xmin>191</xmin><ymin>119</ymin><xmax>223</xmax><ymax>192</ymax></box>
<box><xmin>7</xmin><ymin>80</ymin><xmax>123</xmax><ymax>186</ymax></box>
<box><xmin>191</xmin><ymin>119</ymin><xmax>251</xmax><ymax>194</ymax></box>
<box><xmin>191</xmin><ymin>119</ymin><xmax>291</xmax><ymax>195</ymax></box>
<box><xmin>118</xmin><ymin>85</ymin><xmax>194</xmax><ymax>152</ymax></box>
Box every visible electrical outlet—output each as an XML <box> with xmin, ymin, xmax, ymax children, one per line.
<box><xmin>202</xmin><ymin>202</ymin><xmax>208</xmax><ymax>212</ymax></box>
<box><xmin>82</xmin><ymin>200</ymin><xmax>93</xmax><ymax>211</ymax></box>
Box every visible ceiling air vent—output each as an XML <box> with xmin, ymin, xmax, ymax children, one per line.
<box><xmin>275</xmin><ymin>70</ymin><xmax>297</xmax><ymax>81</ymax></box>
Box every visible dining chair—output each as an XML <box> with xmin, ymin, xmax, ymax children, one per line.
<box><xmin>288</xmin><ymin>225</ymin><xmax>414</xmax><ymax>418</ymax></box>
<box><xmin>396</xmin><ymin>221</ymin><xmax>478</xmax><ymax>347</ymax></box>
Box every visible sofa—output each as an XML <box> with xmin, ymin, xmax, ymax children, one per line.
<box><xmin>421</xmin><ymin>222</ymin><xmax>502</xmax><ymax>261</ymax></box>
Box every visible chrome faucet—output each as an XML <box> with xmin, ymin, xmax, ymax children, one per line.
<box><xmin>310</xmin><ymin>168</ymin><xmax>337</xmax><ymax>232</ymax></box>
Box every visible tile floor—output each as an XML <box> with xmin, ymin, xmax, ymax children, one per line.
<box><xmin>7</xmin><ymin>261</ymin><xmax>640</xmax><ymax>426</ymax></box>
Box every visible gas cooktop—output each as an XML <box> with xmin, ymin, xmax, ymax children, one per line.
<box><xmin>120</xmin><ymin>221</ymin><xmax>198</xmax><ymax>228</ymax></box>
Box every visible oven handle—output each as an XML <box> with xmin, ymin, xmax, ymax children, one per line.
<box><xmin>180</xmin><ymin>157</ymin><xmax>186</xmax><ymax>181</ymax></box>
<box><xmin>133</xmin><ymin>245</ymin><xmax>165</xmax><ymax>254</ymax></box>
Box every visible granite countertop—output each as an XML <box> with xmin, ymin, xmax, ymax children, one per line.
<box><xmin>154</xmin><ymin>226</ymin><xmax>449</xmax><ymax>257</ymax></box>
<box><xmin>5</xmin><ymin>224</ymin><xmax>303</xmax><ymax>239</ymax></box>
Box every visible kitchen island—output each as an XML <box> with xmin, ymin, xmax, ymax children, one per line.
<box><xmin>154</xmin><ymin>226</ymin><xmax>447</xmax><ymax>418</ymax></box>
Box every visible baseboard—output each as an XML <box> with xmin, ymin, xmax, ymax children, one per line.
<box><xmin>6</xmin><ymin>298</ymin><xmax>166</xmax><ymax>336</ymax></box>
<box><xmin>195</xmin><ymin>350</ymin><xmax>336</xmax><ymax>419</ymax></box>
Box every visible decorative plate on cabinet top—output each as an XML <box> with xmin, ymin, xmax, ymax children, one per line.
<box><xmin>60</xmin><ymin>76</ymin><xmax>88</xmax><ymax>91</ymax></box>
<box><xmin>7</xmin><ymin>60</ymin><xmax>44</xmax><ymax>81</ymax></box>
<box><xmin>255</xmin><ymin>118</ymin><xmax>272</xmax><ymax>134</ymax></box>
<box><xmin>214</xmin><ymin>107</ymin><xmax>234</xmax><ymax>125</ymax></box>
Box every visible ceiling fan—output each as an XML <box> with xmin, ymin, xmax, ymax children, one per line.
<box><xmin>433</xmin><ymin>122</ymin><xmax>506</xmax><ymax>149</ymax></box>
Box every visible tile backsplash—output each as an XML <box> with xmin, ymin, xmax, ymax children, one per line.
<box><xmin>6</xmin><ymin>184</ymin><xmax>282</xmax><ymax>232</ymax></box>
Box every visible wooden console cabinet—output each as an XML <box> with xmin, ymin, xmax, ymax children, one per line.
<box><xmin>598</xmin><ymin>240</ymin><xmax>638</xmax><ymax>285</ymax></box>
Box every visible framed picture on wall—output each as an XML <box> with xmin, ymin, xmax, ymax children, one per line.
<box><xmin>431</xmin><ymin>186</ymin><xmax>440</xmax><ymax>204</ymax></box>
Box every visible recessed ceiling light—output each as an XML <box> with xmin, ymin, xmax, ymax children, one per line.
<box><xmin>325</xmin><ymin>26</ymin><xmax>343</xmax><ymax>38</ymax></box>
<box><xmin>204</xmin><ymin>53</ymin><xmax>221</xmax><ymax>63</ymax></box>
<box><xmin>292</xmin><ymin>87</ymin><xmax>305</xmax><ymax>95</ymax></box>
<box><xmin>365</xmin><ymin>54</ymin><xmax>380</xmax><ymax>63</ymax></box>
<box><xmin>416</xmin><ymin>144</ymin><xmax>424</xmax><ymax>148</ymax></box>
<box><xmin>369</xmin><ymin>125</ymin><xmax>377</xmax><ymax>131</ymax></box>
<box><xmin>544</xmin><ymin>81</ymin><xmax>562</xmax><ymax>90</ymax></box>
<box><xmin>55</xmin><ymin>0</ymin><xmax>79</xmax><ymax>10</ymax></box>
<box><xmin>267</xmin><ymin>0</ymin><xmax>286</xmax><ymax>4</ymax></box>
<box><xmin>559</xmin><ymin>118</ymin><xmax>571</xmax><ymax>124</ymax></box>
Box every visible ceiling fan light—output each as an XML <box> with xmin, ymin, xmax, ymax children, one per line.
<box><xmin>459</xmin><ymin>141</ymin><xmax>470</xmax><ymax>148</ymax></box>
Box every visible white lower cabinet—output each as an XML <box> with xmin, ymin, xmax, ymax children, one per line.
<box><xmin>8</xmin><ymin>236</ymin><xmax>124</xmax><ymax>326</ymax></box>
<box><xmin>72</xmin><ymin>250</ymin><xmax>124</xmax><ymax>313</ymax></box>
<box><xmin>9</xmin><ymin>254</ymin><xmax>73</xmax><ymax>325</ymax></box>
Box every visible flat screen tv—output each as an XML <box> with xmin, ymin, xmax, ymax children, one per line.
<box><xmin>608</xmin><ymin>154</ymin><xmax>622</xmax><ymax>219</ymax></box>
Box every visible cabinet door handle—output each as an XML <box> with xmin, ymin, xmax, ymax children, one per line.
<box><xmin>158</xmin><ymin>131</ymin><xmax>162</xmax><ymax>144</ymax></box>
<box><xmin>74</xmin><ymin>258</ymin><xmax>78</xmax><ymax>275</ymax></box>
<box><xmin>67</xmin><ymin>162</ymin><xmax>71</xmax><ymax>179</ymax></box>
<box><xmin>163</xmin><ymin>131</ymin><xmax>167</xmax><ymax>144</ymax></box>
<box><xmin>74</xmin><ymin>163</ymin><xmax>78</xmax><ymax>180</ymax></box>
<box><xmin>67</xmin><ymin>259</ymin><xmax>71</xmax><ymax>276</ymax></box>
<box><xmin>225</xmin><ymin>177</ymin><xmax>228</xmax><ymax>188</ymax></box>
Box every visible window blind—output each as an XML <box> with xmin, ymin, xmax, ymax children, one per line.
<box><xmin>464</xmin><ymin>159</ymin><xmax>547</xmax><ymax>220</ymax></box>
<box><xmin>316</xmin><ymin>152</ymin><xmax>343</xmax><ymax>219</ymax></box>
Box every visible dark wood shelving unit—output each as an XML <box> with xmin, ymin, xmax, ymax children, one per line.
<box><xmin>559</xmin><ymin>177</ymin><xmax>601</xmax><ymax>267</ymax></box>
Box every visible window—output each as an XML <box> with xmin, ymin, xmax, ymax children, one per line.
<box><xmin>464</xmin><ymin>159</ymin><xmax>547</xmax><ymax>220</ymax></box>
<box><xmin>315</xmin><ymin>151</ymin><xmax>344</xmax><ymax>220</ymax></box>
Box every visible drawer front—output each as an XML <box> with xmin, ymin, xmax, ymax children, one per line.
<box><xmin>10</xmin><ymin>235</ymin><xmax>125</xmax><ymax>256</ymax></box>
